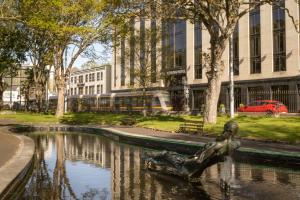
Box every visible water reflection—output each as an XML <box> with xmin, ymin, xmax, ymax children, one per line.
<box><xmin>20</xmin><ymin>133</ymin><xmax>300</xmax><ymax>200</ymax></box>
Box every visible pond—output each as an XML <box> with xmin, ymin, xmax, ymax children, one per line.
<box><xmin>18</xmin><ymin>132</ymin><xmax>300</xmax><ymax>200</ymax></box>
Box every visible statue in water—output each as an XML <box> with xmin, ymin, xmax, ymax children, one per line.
<box><xmin>145</xmin><ymin>121</ymin><xmax>241</xmax><ymax>183</ymax></box>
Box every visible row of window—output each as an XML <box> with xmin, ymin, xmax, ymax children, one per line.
<box><xmin>69</xmin><ymin>85</ymin><xmax>104</xmax><ymax>95</ymax></box>
<box><xmin>70</xmin><ymin>72</ymin><xmax>104</xmax><ymax>84</ymax></box>
<box><xmin>118</xmin><ymin>0</ymin><xmax>289</xmax><ymax>86</ymax></box>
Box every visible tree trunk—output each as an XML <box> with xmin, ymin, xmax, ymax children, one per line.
<box><xmin>142</xmin><ymin>88</ymin><xmax>147</xmax><ymax>117</ymax></box>
<box><xmin>204</xmin><ymin>74</ymin><xmax>222</xmax><ymax>124</ymax></box>
<box><xmin>55</xmin><ymin>84</ymin><xmax>65</xmax><ymax>118</ymax></box>
<box><xmin>204</xmin><ymin>37</ymin><xmax>226</xmax><ymax>124</ymax></box>
<box><xmin>0</xmin><ymin>91</ymin><xmax>3</xmax><ymax>110</ymax></box>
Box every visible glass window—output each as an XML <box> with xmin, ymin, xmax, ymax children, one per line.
<box><xmin>97</xmin><ymin>72</ymin><xmax>100</xmax><ymax>81</ymax></box>
<box><xmin>121</xmin><ymin>38</ymin><xmax>125</xmax><ymax>86</ymax></box>
<box><xmin>97</xmin><ymin>85</ymin><xmax>100</xmax><ymax>94</ymax></box>
<box><xmin>130</xmin><ymin>18</ymin><xmax>135</xmax><ymax>86</ymax></box>
<box><xmin>194</xmin><ymin>22</ymin><xmax>202</xmax><ymax>79</ymax></box>
<box><xmin>250</xmin><ymin>5</ymin><xmax>261</xmax><ymax>74</ymax></box>
<box><xmin>151</xmin><ymin>19</ymin><xmax>157</xmax><ymax>83</ymax></box>
<box><xmin>162</xmin><ymin>20</ymin><xmax>186</xmax><ymax>70</ymax></box>
<box><xmin>85</xmin><ymin>74</ymin><xmax>88</xmax><ymax>82</ymax></box>
<box><xmin>273</xmin><ymin>0</ymin><xmax>286</xmax><ymax>72</ymax></box>
<box><xmin>233</xmin><ymin>24</ymin><xmax>239</xmax><ymax>76</ymax></box>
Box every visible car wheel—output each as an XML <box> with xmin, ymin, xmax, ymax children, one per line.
<box><xmin>266</xmin><ymin>110</ymin><xmax>274</xmax><ymax>117</ymax></box>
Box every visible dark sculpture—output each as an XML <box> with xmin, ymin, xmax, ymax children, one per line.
<box><xmin>145</xmin><ymin>121</ymin><xmax>241</xmax><ymax>183</ymax></box>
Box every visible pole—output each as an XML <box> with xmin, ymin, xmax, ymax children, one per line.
<box><xmin>229</xmin><ymin>34</ymin><xmax>235</xmax><ymax>118</ymax></box>
<box><xmin>10</xmin><ymin>70</ymin><xmax>13</xmax><ymax>109</ymax></box>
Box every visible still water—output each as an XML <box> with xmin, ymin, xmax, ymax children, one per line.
<box><xmin>19</xmin><ymin>132</ymin><xmax>300</xmax><ymax>200</ymax></box>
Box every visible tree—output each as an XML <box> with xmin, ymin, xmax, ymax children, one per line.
<box><xmin>27</xmin><ymin>28</ymin><xmax>53</xmax><ymax>112</ymax></box>
<box><xmin>0</xmin><ymin>21</ymin><xmax>28</xmax><ymax>109</ymax></box>
<box><xmin>20</xmin><ymin>0</ymin><xmax>112</xmax><ymax>117</ymax></box>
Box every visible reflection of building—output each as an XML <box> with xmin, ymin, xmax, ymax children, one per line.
<box><xmin>60</xmin><ymin>134</ymin><xmax>300</xmax><ymax>200</ymax></box>
<box><xmin>67</xmin><ymin>65</ymin><xmax>111</xmax><ymax>96</ymax></box>
<box><xmin>113</xmin><ymin>2</ymin><xmax>300</xmax><ymax>112</ymax></box>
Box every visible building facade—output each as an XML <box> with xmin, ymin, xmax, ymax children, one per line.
<box><xmin>68</xmin><ymin>65</ymin><xmax>111</xmax><ymax>96</ymax></box>
<box><xmin>113</xmin><ymin>1</ymin><xmax>300</xmax><ymax>112</ymax></box>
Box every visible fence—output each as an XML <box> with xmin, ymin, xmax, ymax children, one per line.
<box><xmin>226</xmin><ymin>90</ymin><xmax>300</xmax><ymax>113</ymax></box>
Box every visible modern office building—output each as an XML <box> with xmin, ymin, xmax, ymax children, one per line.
<box><xmin>68</xmin><ymin>65</ymin><xmax>111</xmax><ymax>96</ymax></box>
<box><xmin>113</xmin><ymin>1</ymin><xmax>300</xmax><ymax>112</ymax></box>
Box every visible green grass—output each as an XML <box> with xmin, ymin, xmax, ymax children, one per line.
<box><xmin>0</xmin><ymin>112</ymin><xmax>59</xmax><ymax>123</ymax></box>
<box><xmin>0</xmin><ymin>111</ymin><xmax>299</xmax><ymax>143</ymax></box>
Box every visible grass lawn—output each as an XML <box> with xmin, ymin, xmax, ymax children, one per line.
<box><xmin>0</xmin><ymin>111</ymin><xmax>299</xmax><ymax>143</ymax></box>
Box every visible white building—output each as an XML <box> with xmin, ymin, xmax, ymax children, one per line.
<box><xmin>68</xmin><ymin>65</ymin><xmax>111</xmax><ymax>96</ymax></box>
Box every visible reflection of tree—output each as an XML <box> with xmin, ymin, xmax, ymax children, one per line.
<box><xmin>81</xmin><ymin>188</ymin><xmax>109</xmax><ymax>200</ymax></box>
<box><xmin>22</xmin><ymin>134</ymin><xmax>78</xmax><ymax>199</ymax></box>
<box><xmin>52</xmin><ymin>134</ymin><xmax>78</xmax><ymax>200</ymax></box>
<box><xmin>22</xmin><ymin>135</ymin><xmax>53</xmax><ymax>199</ymax></box>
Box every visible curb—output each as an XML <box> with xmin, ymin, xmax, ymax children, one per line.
<box><xmin>0</xmin><ymin>134</ymin><xmax>35</xmax><ymax>199</ymax></box>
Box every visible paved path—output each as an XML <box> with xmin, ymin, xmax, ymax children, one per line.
<box><xmin>0</xmin><ymin>128</ymin><xmax>20</xmax><ymax>167</ymax></box>
<box><xmin>0</xmin><ymin>124</ymin><xmax>35</xmax><ymax>197</ymax></box>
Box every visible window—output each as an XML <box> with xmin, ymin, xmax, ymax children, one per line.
<box><xmin>250</xmin><ymin>4</ymin><xmax>261</xmax><ymax>74</ymax></box>
<box><xmin>97</xmin><ymin>85</ymin><xmax>100</xmax><ymax>94</ymax></box>
<box><xmin>130</xmin><ymin>18</ymin><xmax>135</xmax><ymax>86</ymax></box>
<box><xmin>121</xmin><ymin>38</ymin><xmax>125</xmax><ymax>86</ymax></box>
<box><xmin>89</xmin><ymin>86</ymin><xmax>94</xmax><ymax>95</ymax></box>
<box><xmin>85</xmin><ymin>86</ymin><xmax>88</xmax><ymax>95</ymax></box>
<box><xmin>194</xmin><ymin>22</ymin><xmax>202</xmax><ymax>79</ymax></box>
<box><xmin>92</xmin><ymin>73</ymin><xmax>95</xmax><ymax>81</ymax></box>
<box><xmin>79</xmin><ymin>87</ymin><xmax>83</xmax><ymax>95</ymax></box>
<box><xmin>233</xmin><ymin>24</ymin><xmax>239</xmax><ymax>75</ymax></box>
<box><xmin>151</xmin><ymin>19</ymin><xmax>157</xmax><ymax>83</ymax></box>
<box><xmin>140</xmin><ymin>18</ymin><xmax>146</xmax><ymax>85</ymax></box>
<box><xmin>74</xmin><ymin>76</ymin><xmax>77</xmax><ymax>84</ymax></box>
<box><xmin>79</xmin><ymin>75</ymin><xmax>83</xmax><ymax>83</ymax></box>
<box><xmin>248</xmin><ymin>86</ymin><xmax>264</xmax><ymax>102</ymax></box>
<box><xmin>86</xmin><ymin>74</ymin><xmax>88</xmax><ymax>82</ymax></box>
<box><xmin>101</xmin><ymin>72</ymin><xmax>103</xmax><ymax>80</ymax></box>
<box><xmin>273</xmin><ymin>0</ymin><xmax>286</xmax><ymax>71</ymax></box>
<box><xmin>162</xmin><ymin>19</ymin><xmax>186</xmax><ymax>70</ymax></box>
<box><xmin>71</xmin><ymin>88</ymin><xmax>73</xmax><ymax>95</ymax></box>
<box><xmin>89</xmin><ymin>74</ymin><xmax>92</xmax><ymax>82</ymax></box>
<box><xmin>97</xmin><ymin>72</ymin><xmax>100</xmax><ymax>81</ymax></box>
<box><xmin>71</xmin><ymin>77</ymin><xmax>73</xmax><ymax>83</ymax></box>
<box><xmin>101</xmin><ymin>85</ymin><xmax>103</xmax><ymax>94</ymax></box>
<box><xmin>193</xmin><ymin>90</ymin><xmax>205</xmax><ymax>110</ymax></box>
<box><xmin>74</xmin><ymin>88</ymin><xmax>77</xmax><ymax>95</ymax></box>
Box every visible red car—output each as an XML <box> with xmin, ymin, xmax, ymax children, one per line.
<box><xmin>238</xmin><ymin>100</ymin><xmax>288</xmax><ymax>114</ymax></box>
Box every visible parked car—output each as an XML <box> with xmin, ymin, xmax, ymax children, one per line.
<box><xmin>238</xmin><ymin>100</ymin><xmax>288</xmax><ymax>114</ymax></box>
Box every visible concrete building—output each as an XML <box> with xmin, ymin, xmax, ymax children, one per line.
<box><xmin>68</xmin><ymin>65</ymin><xmax>111</xmax><ymax>96</ymax></box>
<box><xmin>113</xmin><ymin>1</ymin><xmax>300</xmax><ymax>112</ymax></box>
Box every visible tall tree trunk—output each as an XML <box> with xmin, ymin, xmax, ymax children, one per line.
<box><xmin>204</xmin><ymin>73</ymin><xmax>222</xmax><ymax>124</ymax></box>
<box><xmin>204</xmin><ymin>38</ymin><xmax>226</xmax><ymax>124</ymax></box>
<box><xmin>0</xmin><ymin>91</ymin><xmax>3</xmax><ymax>110</ymax></box>
<box><xmin>55</xmin><ymin>83</ymin><xmax>65</xmax><ymax>118</ymax></box>
<box><xmin>142</xmin><ymin>88</ymin><xmax>147</xmax><ymax>117</ymax></box>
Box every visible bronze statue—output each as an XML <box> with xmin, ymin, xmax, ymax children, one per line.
<box><xmin>145</xmin><ymin>121</ymin><xmax>241</xmax><ymax>183</ymax></box>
